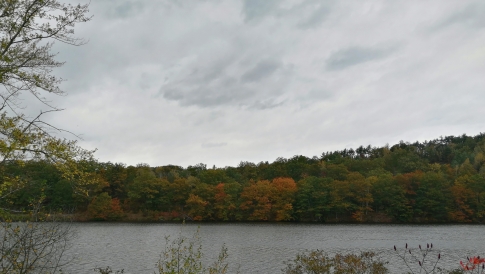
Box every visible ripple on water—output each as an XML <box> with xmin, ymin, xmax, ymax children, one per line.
<box><xmin>63</xmin><ymin>223</ymin><xmax>485</xmax><ymax>273</ymax></box>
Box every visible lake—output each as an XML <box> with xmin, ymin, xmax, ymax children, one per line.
<box><xmin>65</xmin><ymin>223</ymin><xmax>485</xmax><ymax>273</ymax></box>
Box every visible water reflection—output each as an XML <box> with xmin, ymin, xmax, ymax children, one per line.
<box><xmin>66</xmin><ymin>223</ymin><xmax>485</xmax><ymax>273</ymax></box>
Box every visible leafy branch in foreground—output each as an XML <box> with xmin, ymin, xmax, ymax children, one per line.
<box><xmin>1</xmin><ymin>0</ymin><xmax>90</xmax><ymax>111</ymax></box>
<box><xmin>0</xmin><ymin>112</ymin><xmax>98</xmax><ymax>200</ymax></box>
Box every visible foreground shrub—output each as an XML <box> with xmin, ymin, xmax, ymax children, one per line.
<box><xmin>0</xmin><ymin>220</ymin><xmax>74</xmax><ymax>273</ymax></box>
<box><xmin>157</xmin><ymin>227</ymin><xmax>230</xmax><ymax>274</ymax></box>
<box><xmin>459</xmin><ymin>257</ymin><xmax>485</xmax><ymax>273</ymax></box>
<box><xmin>94</xmin><ymin>266</ymin><xmax>125</xmax><ymax>274</ymax></box>
<box><xmin>283</xmin><ymin>250</ymin><xmax>388</xmax><ymax>274</ymax></box>
<box><xmin>393</xmin><ymin>243</ymin><xmax>485</xmax><ymax>273</ymax></box>
<box><xmin>95</xmin><ymin>226</ymin><xmax>231</xmax><ymax>274</ymax></box>
<box><xmin>394</xmin><ymin>243</ymin><xmax>442</xmax><ymax>273</ymax></box>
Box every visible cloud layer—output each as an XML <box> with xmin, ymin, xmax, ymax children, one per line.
<box><xmin>37</xmin><ymin>0</ymin><xmax>485</xmax><ymax>167</ymax></box>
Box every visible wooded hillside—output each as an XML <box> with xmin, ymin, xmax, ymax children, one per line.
<box><xmin>2</xmin><ymin>133</ymin><xmax>485</xmax><ymax>223</ymax></box>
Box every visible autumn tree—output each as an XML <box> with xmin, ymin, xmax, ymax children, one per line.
<box><xmin>184</xmin><ymin>182</ymin><xmax>215</xmax><ymax>220</ymax></box>
<box><xmin>185</xmin><ymin>194</ymin><xmax>208</xmax><ymax>221</ymax></box>
<box><xmin>164</xmin><ymin>177</ymin><xmax>192</xmax><ymax>212</ymax></box>
<box><xmin>448</xmin><ymin>178</ymin><xmax>475</xmax><ymax>222</ymax></box>
<box><xmin>240</xmin><ymin>180</ymin><xmax>273</xmax><ymax>221</ymax></box>
<box><xmin>212</xmin><ymin>183</ymin><xmax>232</xmax><ymax>220</ymax></box>
<box><xmin>346</xmin><ymin>172</ymin><xmax>374</xmax><ymax>221</ymax></box>
<box><xmin>213</xmin><ymin>182</ymin><xmax>241</xmax><ymax>221</ymax></box>
<box><xmin>271</xmin><ymin>177</ymin><xmax>297</xmax><ymax>221</ymax></box>
<box><xmin>240</xmin><ymin>178</ymin><xmax>296</xmax><ymax>221</ymax></box>
<box><xmin>87</xmin><ymin>192</ymin><xmax>124</xmax><ymax>221</ymax></box>
<box><xmin>98</xmin><ymin>162</ymin><xmax>129</xmax><ymax>200</ymax></box>
<box><xmin>0</xmin><ymin>1</ymin><xmax>92</xmax><ymax>273</ymax></box>
<box><xmin>395</xmin><ymin>171</ymin><xmax>423</xmax><ymax>214</ymax></box>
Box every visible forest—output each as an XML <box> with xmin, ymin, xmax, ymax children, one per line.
<box><xmin>2</xmin><ymin>133</ymin><xmax>485</xmax><ymax>223</ymax></box>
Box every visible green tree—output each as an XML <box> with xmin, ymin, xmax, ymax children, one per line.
<box><xmin>384</xmin><ymin>146</ymin><xmax>427</xmax><ymax>175</ymax></box>
<box><xmin>324</xmin><ymin>163</ymin><xmax>349</xmax><ymax>181</ymax></box>
<box><xmin>163</xmin><ymin>177</ymin><xmax>192</xmax><ymax>213</ymax></box>
<box><xmin>371</xmin><ymin>172</ymin><xmax>411</xmax><ymax>222</ymax></box>
<box><xmin>294</xmin><ymin>176</ymin><xmax>332</xmax><ymax>222</ymax></box>
<box><xmin>414</xmin><ymin>171</ymin><xmax>451</xmax><ymax>221</ymax></box>
<box><xmin>328</xmin><ymin>180</ymin><xmax>354</xmax><ymax>222</ymax></box>
<box><xmin>127</xmin><ymin>166</ymin><xmax>164</xmax><ymax>211</ymax></box>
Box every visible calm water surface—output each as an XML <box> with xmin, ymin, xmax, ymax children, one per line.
<box><xmin>65</xmin><ymin>223</ymin><xmax>485</xmax><ymax>273</ymax></box>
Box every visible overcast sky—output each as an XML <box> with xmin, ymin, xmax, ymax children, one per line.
<box><xmin>40</xmin><ymin>0</ymin><xmax>485</xmax><ymax>167</ymax></box>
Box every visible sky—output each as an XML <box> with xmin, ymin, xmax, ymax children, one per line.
<box><xmin>35</xmin><ymin>0</ymin><xmax>485</xmax><ymax>168</ymax></box>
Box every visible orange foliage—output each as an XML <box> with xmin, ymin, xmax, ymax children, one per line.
<box><xmin>396</xmin><ymin>171</ymin><xmax>423</xmax><ymax>205</ymax></box>
<box><xmin>213</xmin><ymin>183</ymin><xmax>236</xmax><ymax>220</ymax></box>
<box><xmin>272</xmin><ymin>178</ymin><xmax>297</xmax><ymax>221</ymax></box>
<box><xmin>240</xmin><ymin>178</ymin><xmax>297</xmax><ymax>221</ymax></box>
<box><xmin>448</xmin><ymin>184</ymin><xmax>474</xmax><ymax>222</ymax></box>
<box><xmin>186</xmin><ymin>194</ymin><xmax>209</xmax><ymax>221</ymax></box>
<box><xmin>87</xmin><ymin>193</ymin><xmax>124</xmax><ymax>221</ymax></box>
<box><xmin>109</xmin><ymin>198</ymin><xmax>124</xmax><ymax>220</ymax></box>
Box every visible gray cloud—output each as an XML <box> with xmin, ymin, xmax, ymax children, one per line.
<box><xmin>163</xmin><ymin>86</ymin><xmax>251</xmax><ymax>108</ymax></box>
<box><xmin>430</xmin><ymin>3</ymin><xmax>485</xmax><ymax>31</ymax></box>
<box><xmin>326</xmin><ymin>46</ymin><xmax>396</xmax><ymax>70</ymax></box>
<box><xmin>296</xmin><ymin>4</ymin><xmax>331</xmax><ymax>29</ymax></box>
<box><xmin>107</xmin><ymin>0</ymin><xmax>145</xmax><ymax>19</ymax></box>
<box><xmin>202</xmin><ymin>142</ymin><xmax>228</xmax><ymax>148</ymax></box>
<box><xmin>163</xmin><ymin>89</ymin><xmax>185</xmax><ymax>101</ymax></box>
<box><xmin>249</xmin><ymin>99</ymin><xmax>286</xmax><ymax>110</ymax></box>
<box><xmin>242</xmin><ymin>0</ymin><xmax>280</xmax><ymax>22</ymax></box>
<box><xmin>160</xmin><ymin>53</ymin><xmax>290</xmax><ymax>109</ymax></box>
<box><xmin>242</xmin><ymin>0</ymin><xmax>334</xmax><ymax>28</ymax></box>
<box><xmin>160</xmin><ymin>60</ymin><xmax>252</xmax><ymax>107</ymax></box>
<box><xmin>241</xmin><ymin>60</ymin><xmax>281</xmax><ymax>83</ymax></box>
<box><xmin>307</xmin><ymin>89</ymin><xmax>332</xmax><ymax>100</ymax></box>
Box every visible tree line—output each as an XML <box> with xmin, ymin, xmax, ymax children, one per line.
<box><xmin>2</xmin><ymin>133</ymin><xmax>485</xmax><ymax>223</ymax></box>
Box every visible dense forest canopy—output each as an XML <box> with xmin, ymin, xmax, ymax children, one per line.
<box><xmin>2</xmin><ymin>133</ymin><xmax>485</xmax><ymax>223</ymax></box>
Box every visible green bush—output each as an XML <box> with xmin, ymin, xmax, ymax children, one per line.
<box><xmin>283</xmin><ymin>250</ymin><xmax>388</xmax><ymax>274</ymax></box>
<box><xmin>157</xmin><ymin>228</ymin><xmax>230</xmax><ymax>274</ymax></box>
